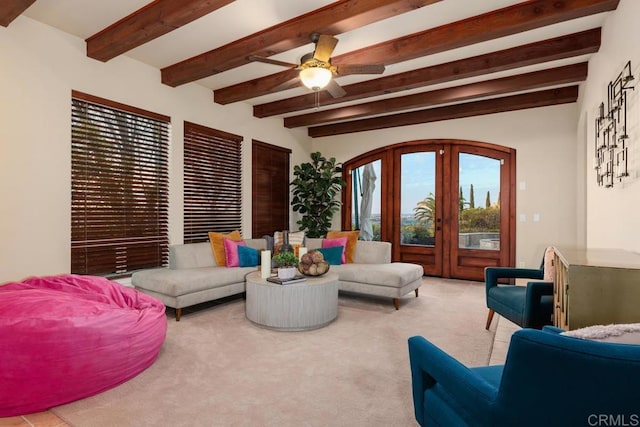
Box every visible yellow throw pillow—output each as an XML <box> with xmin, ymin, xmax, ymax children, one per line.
<box><xmin>208</xmin><ymin>230</ymin><xmax>242</xmax><ymax>266</ymax></box>
<box><xmin>326</xmin><ymin>230</ymin><xmax>359</xmax><ymax>263</ymax></box>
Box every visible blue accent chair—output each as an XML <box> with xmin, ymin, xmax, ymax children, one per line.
<box><xmin>484</xmin><ymin>257</ymin><xmax>553</xmax><ymax>329</ymax></box>
<box><xmin>408</xmin><ymin>327</ymin><xmax>640</xmax><ymax>427</ymax></box>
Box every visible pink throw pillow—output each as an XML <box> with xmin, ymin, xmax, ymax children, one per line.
<box><xmin>322</xmin><ymin>237</ymin><xmax>348</xmax><ymax>264</ymax></box>
<box><xmin>223</xmin><ymin>238</ymin><xmax>246</xmax><ymax>267</ymax></box>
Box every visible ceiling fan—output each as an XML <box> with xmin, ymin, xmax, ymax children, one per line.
<box><xmin>248</xmin><ymin>33</ymin><xmax>385</xmax><ymax>98</ymax></box>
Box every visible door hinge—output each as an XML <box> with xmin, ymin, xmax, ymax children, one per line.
<box><xmin>500</xmin><ymin>159</ymin><xmax>505</xmax><ymax>165</ymax></box>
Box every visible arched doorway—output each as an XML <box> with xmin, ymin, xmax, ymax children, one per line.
<box><xmin>342</xmin><ymin>139</ymin><xmax>515</xmax><ymax>281</ymax></box>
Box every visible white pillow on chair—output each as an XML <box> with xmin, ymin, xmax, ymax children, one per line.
<box><xmin>561</xmin><ymin>323</ymin><xmax>640</xmax><ymax>344</ymax></box>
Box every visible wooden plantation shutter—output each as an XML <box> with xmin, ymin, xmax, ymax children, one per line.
<box><xmin>183</xmin><ymin>122</ymin><xmax>243</xmax><ymax>243</ymax></box>
<box><xmin>252</xmin><ymin>140</ymin><xmax>291</xmax><ymax>238</ymax></box>
<box><xmin>71</xmin><ymin>91</ymin><xmax>170</xmax><ymax>277</ymax></box>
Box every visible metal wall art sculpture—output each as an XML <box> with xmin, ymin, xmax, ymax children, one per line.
<box><xmin>595</xmin><ymin>61</ymin><xmax>635</xmax><ymax>188</ymax></box>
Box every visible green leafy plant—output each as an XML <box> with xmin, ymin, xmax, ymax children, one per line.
<box><xmin>272</xmin><ymin>252</ymin><xmax>299</xmax><ymax>268</ymax></box>
<box><xmin>291</xmin><ymin>152</ymin><xmax>345</xmax><ymax>238</ymax></box>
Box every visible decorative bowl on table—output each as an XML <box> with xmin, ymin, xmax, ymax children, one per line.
<box><xmin>298</xmin><ymin>250</ymin><xmax>330</xmax><ymax>277</ymax></box>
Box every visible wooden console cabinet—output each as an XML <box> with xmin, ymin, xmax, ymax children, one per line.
<box><xmin>553</xmin><ymin>247</ymin><xmax>640</xmax><ymax>330</ymax></box>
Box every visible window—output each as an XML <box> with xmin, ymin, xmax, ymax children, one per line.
<box><xmin>71</xmin><ymin>91</ymin><xmax>169</xmax><ymax>277</ymax></box>
<box><xmin>183</xmin><ymin>122</ymin><xmax>242</xmax><ymax>243</ymax></box>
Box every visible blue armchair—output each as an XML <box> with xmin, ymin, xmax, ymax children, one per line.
<box><xmin>408</xmin><ymin>328</ymin><xmax>640</xmax><ymax>427</ymax></box>
<box><xmin>484</xmin><ymin>257</ymin><xmax>553</xmax><ymax>329</ymax></box>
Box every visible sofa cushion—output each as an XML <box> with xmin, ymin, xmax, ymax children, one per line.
<box><xmin>317</xmin><ymin>246</ymin><xmax>343</xmax><ymax>265</ymax></box>
<box><xmin>208</xmin><ymin>230</ymin><xmax>242</xmax><ymax>266</ymax></box>
<box><xmin>223</xmin><ymin>238</ymin><xmax>246</xmax><ymax>267</ymax></box>
<box><xmin>170</xmin><ymin>242</ymin><xmax>216</xmax><ymax>269</ymax></box>
<box><xmin>353</xmin><ymin>241</ymin><xmax>391</xmax><ymax>264</ymax></box>
<box><xmin>326</xmin><ymin>230</ymin><xmax>359</xmax><ymax>263</ymax></box>
<box><xmin>322</xmin><ymin>237</ymin><xmax>348</xmax><ymax>263</ymax></box>
<box><xmin>307</xmin><ymin>239</ymin><xmax>391</xmax><ymax>264</ymax></box>
<box><xmin>169</xmin><ymin>239</ymin><xmax>267</xmax><ymax>270</ymax></box>
<box><xmin>133</xmin><ymin>266</ymin><xmax>257</xmax><ymax>297</ymax></box>
<box><xmin>332</xmin><ymin>263</ymin><xmax>423</xmax><ymax>288</ymax></box>
<box><xmin>238</xmin><ymin>245</ymin><xmax>260</xmax><ymax>267</ymax></box>
<box><xmin>305</xmin><ymin>238</ymin><xmax>324</xmax><ymax>250</ymax></box>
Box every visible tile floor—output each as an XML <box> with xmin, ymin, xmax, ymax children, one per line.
<box><xmin>0</xmin><ymin>411</ymin><xmax>68</xmax><ymax>427</ymax></box>
<box><xmin>489</xmin><ymin>315</ymin><xmax>521</xmax><ymax>365</ymax></box>
<box><xmin>0</xmin><ymin>316</ymin><xmax>520</xmax><ymax>427</ymax></box>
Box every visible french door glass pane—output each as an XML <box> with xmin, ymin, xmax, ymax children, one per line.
<box><xmin>351</xmin><ymin>160</ymin><xmax>381</xmax><ymax>240</ymax></box>
<box><xmin>458</xmin><ymin>153</ymin><xmax>501</xmax><ymax>250</ymax></box>
<box><xmin>400</xmin><ymin>152</ymin><xmax>435</xmax><ymax>246</ymax></box>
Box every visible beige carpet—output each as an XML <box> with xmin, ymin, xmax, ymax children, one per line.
<box><xmin>52</xmin><ymin>277</ymin><xmax>495</xmax><ymax>427</ymax></box>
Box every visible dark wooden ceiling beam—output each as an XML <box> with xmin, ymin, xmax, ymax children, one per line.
<box><xmin>0</xmin><ymin>0</ymin><xmax>36</xmax><ymax>27</ymax></box>
<box><xmin>217</xmin><ymin>0</ymin><xmax>617</xmax><ymax>104</ymax></box>
<box><xmin>308</xmin><ymin>86</ymin><xmax>579</xmax><ymax>137</ymax></box>
<box><xmin>255</xmin><ymin>28</ymin><xmax>601</xmax><ymax>117</ymax></box>
<box><xmin>161</xmin><ymin>0</ymin><xmax>441</xmax><ymax>87</ymax></box>
<box><xmin>86</xmin><ymin>0</ymin><xmax>235</xmax><ymax>62</ymax></box>
<box><xmin>285</xmin><ymin>63</ymin><xmax>588</xmax><ymax>128</ymax></box>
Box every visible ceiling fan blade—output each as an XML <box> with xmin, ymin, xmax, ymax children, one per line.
<box><xmin>313</xmin><ymin>34</ymin><xmax>338</xmax><ymax>63</ymax></box>
<box><xmin>335</xmin><ymin>64</ymin><xmax>385</xmax><ymax>75</ymax></box>
<box><xmin>247</xmin><ymin>55</ymin><xmax>297</xmax><ymax>68</ymax></box>
<box><xmin>325</xmin><ymin>80</ymin><xmax>346</xmax><ymax>98</ymax></box>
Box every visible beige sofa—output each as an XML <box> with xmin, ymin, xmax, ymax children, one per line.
<box><xmin>133</xmin><ymin>237</ymin><xmax>423</xmax><ymax>321</ymax></box>
<box><xmin>306</xmin><ymin>238</ymin><xmax>424</xmax><ymax>310</ymax></box>
<box><xmin>132</xmin><ymin>238</ymin><xmax>267</xmax><ymax>321</ymax></box>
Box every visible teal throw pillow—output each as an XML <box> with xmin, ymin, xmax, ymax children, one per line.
<box><xmin>238</xmin><ymin>245</ymin><xmax>260</xmax><ymax>267</ymax></box>
<box><xmin>317</xmin><ymin>246</ymin><xmax>343</xmax><ymax>266</ymax></box>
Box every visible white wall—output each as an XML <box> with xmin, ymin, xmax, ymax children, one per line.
<box><xmin>0</xmin><ymin>16</ymin><xmax>311</xmax><ymax>282</ymax></box>
<box><xmin>312</xmin><ymin>104</ymin><xmax>580</xmax><ymax>268</ymax></box>
<box><xmin>577</xmin><ymin>0</ymin><xmax>640</xmax><ymax>253</ymax></box>
<box><xmin>6</xmin><ymin>2</ymin><xmax>635</xmax><ymax>282</ymax></box>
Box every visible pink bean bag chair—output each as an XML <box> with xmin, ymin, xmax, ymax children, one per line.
<box><xmin>0</xmin><ymin>274</ymin><xmax>167</xmax><ymax>417</ymax></box>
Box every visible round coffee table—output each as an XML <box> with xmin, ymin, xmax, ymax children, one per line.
<box><xmin>245</xmin><ymin>271</ymin><xmax>339</xmax><ymax>331</ymax></box>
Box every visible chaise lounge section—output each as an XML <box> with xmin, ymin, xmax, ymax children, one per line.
<box><xmin>132</xmin><ymin>238</ymin><xmax>267</xmax><ymax>320</ymax></box>
<box><xmin>306</xmin><ymin>238</ymin><xmax>424</xmax><ymax>310</ymax></box>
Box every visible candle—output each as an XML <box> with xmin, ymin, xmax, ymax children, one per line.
<box><xmin>261</xmin><ymin>250</ymin><xmax>271</xmax><ymax>279</ymax></box>
<box><xmin>298</xmin><ymin>246</ymin><xmax>308</xmax><ymax>261</ymax></box>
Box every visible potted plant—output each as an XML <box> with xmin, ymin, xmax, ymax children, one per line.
<box><xmin>291</xmin><ymin>152</ymin><xmax>345</xmax><ymax>238</ymax></box>
<box><xmin>272</xmin><ymin>252</ymin><xmax>299</xmax><ymax>280</ymax></box>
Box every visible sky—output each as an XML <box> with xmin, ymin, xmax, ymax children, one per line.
<box><xmin>353</xmin><ymin>153</ymin><xmax>500</xmax><ymax>216</ymax></box>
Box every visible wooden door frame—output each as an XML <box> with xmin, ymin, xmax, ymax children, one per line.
<box><xmin>391</xmin><ymin>143</ymin><xmax>444</xmax><ymax>276</ymax></box>
<box><xmin>341</xmin><ymin>149</ymin><xmax>392</xmax><ymax>241</ymax></box>
<box><xmin>448</xmin><ymin>143</ymin><xmax>516</xmax><ymax>280</ymax></box>
<box><xmin>342</xmin><ymin>139</ymin><xmax>516</xmax><ymax>279</ymax></box>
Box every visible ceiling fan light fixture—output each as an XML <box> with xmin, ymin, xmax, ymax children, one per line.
<box><xmin>299</xmin><ymin>66</ymin><xmax>332</xmax><ymax>91</ymax></box>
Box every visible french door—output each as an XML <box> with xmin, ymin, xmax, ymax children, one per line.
<box><xmin>343</xmin><ymin>140</ymin><xmax>515</xmax><ymax>282</ymax></box>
